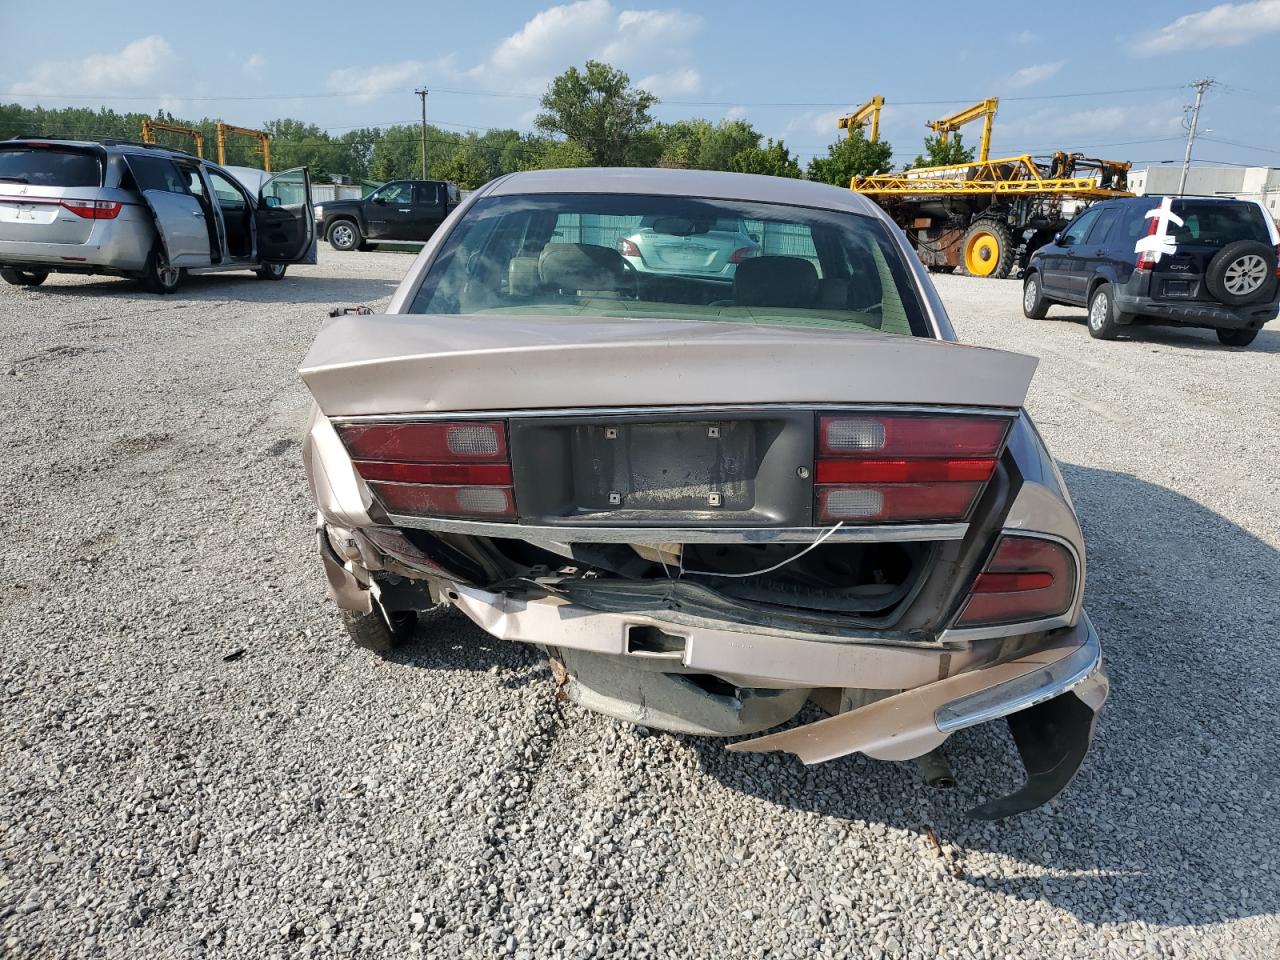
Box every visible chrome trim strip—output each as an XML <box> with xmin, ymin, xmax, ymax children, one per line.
<box><xmin>330</xmin><ymin>403</ymin><xmax>1021</xmax><ymax>424</ymax></box>
<box><xmin>934</xmin><ymin>613</ymin><xmax>1102</xmax><ymax>733</ymax></box>
<box><xmin>385</xmin><ymin>514</ymin><xmax>969</xmax><ymax>544</ymax></box>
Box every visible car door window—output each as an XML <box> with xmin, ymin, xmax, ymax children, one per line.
<box><xmin>207</xmin><ymin>170</ymin><xmax>248</xmax><ymax>211</ymax></box>
<box><xmin>1060</xmin><ymin>208</ymin><xmax>1100</xmax><ymax>246</ymax></box>
<box><xmin>1084</xmin><ymin>208</ymin><xmax>1119</xmax><ymax>245</ymax></box>
<box><xmin>374</xmin><ymin>183</ymin><xmax>413</xmax><ymax>205</ymax></box>
<box><xmin>414</xmin><ymin>183</ymin><xmax>439</xmax><ymax>206</ymax></box>
<box><xmin>183</xmin><ymin>168</ymin><xmax>207</xmax><ymax>199</ymax></box>
<box><xmin>127</xmin><ymin>155</ymin><xmax>190</xmax><ymax>195</ymax></box>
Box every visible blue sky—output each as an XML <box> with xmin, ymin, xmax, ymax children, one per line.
<box><xmin>3</xmin><ymin>0</ymin><xmax>1279</xmax><ymax>170</ymax></box>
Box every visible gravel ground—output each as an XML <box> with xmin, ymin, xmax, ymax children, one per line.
<box><xmin>1</xmin><ymin>250</ymin><xmax>1277</xmax><ymax>960</ymax></box>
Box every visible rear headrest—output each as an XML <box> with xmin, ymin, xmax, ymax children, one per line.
<box><xmin>539</xmin><ymin>243</ymin><xmax>627</xmax><ymax>293</ymax></box>
<box><xmin>734</xmin><ymin>255</ymin><xmax>819</xmax><ymax>308</ymax></box>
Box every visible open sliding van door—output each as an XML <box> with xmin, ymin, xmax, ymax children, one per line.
<box><xmin>122</xmin><ymin>153</ymin><xmax>213</xmax><ymax>268</ymax></box>
<box><xmin>256</xmin><ymin>166</ymin><xmax>316</xmax><ymax>264</ymax></box>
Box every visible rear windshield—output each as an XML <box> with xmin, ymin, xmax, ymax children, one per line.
<box><xmin>0</xmin><ymin>146</ymin><xmax>103</xmax><ymax>188</ymax></box>
<box><xmin>408</xmin><ymin>193</ymin><xmax>929</xmax><ymax>337</ymax></box>
<box><xmin>1168</xmin><ymin>200</ymin><xmax>1270</xmax><ymax>246</ymax></box>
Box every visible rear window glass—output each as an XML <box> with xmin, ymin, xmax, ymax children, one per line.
<box><xmin>1169</xmin><ymin>201</ymin><xmax>1270</xmax><ymax>245</ymax></box>
<box><xmin>408</xmin><ymin>193</ymin><xmax>930</xmax><ymax>338</ymax></box>
<box><xmin>0</xmin><ymin>146</ymin><xmax>102</xmax><ymax>187</ymax></box>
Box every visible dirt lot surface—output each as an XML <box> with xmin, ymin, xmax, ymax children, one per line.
<box><xmin>2</xmin><ymin>250</ymin><xmax>1277</xmax><ymax>959</ymax></box>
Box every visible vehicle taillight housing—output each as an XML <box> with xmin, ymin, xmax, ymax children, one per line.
<box><xmin>61</xmin><ymin>199</ymin><xmax>122</xmax><ymax>219</ymax></box>
<box><xmin>1135</xmin><ymin>215</ymin><xmax>1159</xmax><ymax>270</ymax></box>
<box><xmin>815</xmin><ymin>414</ymin><xmax>1008</xmax><ymax>523</ymax></box>
<box><xmin>953</xmin><ymin>535</ymin><xmax>1076</xmax><ymax>627</ymax></box>
<box><xmin>336</xmin><ymin>420</ymin><xmax>515</xmax><ymax>521</ymax></box>
<box><xmin>728</xmin><ymin>246</ymin><xmax>760</xmax><ymax>264</ymax></box>
<box><xmin>617</xmin><ymin>238</ymin><xmax>641</xmax><ymax>257</ymax></box>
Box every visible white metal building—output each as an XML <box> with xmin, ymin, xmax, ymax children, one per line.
<box><xmin>1129</xmin><ymin>165</ymin><xmax>1280</xmax><ymax>219</ymax></box>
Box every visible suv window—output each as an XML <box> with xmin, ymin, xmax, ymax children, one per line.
<box><xmin>373</xmin><ymin>182</ymin><xmax>413</xmax><ymax>204</ymax></box>
<box><xmin>128</xmin><ymin>155</ymin><xmax>189</xmax><ymax>194</ymax></box>
<box><xmin>1168</xmin><ymin>200</ymin><xmax>1270</xmax><ymax>245</ymax></box>
<box><xmin>1085</xmin><ymin>208</ymin><xmax>1119</xmax><ymax>245</ymax></box>
<box><xmin>0</xmin><ymin>146</ymin><xmax>103</xmax><ymax>187</ymax></box>
<box><xmin>415</xmin><ymin>182</ymin><xmax>440</xmax><ymax>206</ymax></box>
<box><xmin>1061</xmin><ymin>208</ymin><xmax>1100</xmax><ymax>246</ymax></box>
<box><xmin>207</xmin><ymin>170</ymin><xmax>247</xmax><ymax>209</ymax></box>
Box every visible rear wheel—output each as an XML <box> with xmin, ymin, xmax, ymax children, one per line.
<box><xmin>1216</xmin><ymin>328</ymin><xmax>1259</xmax><ymax>347</ymax></box>
<box><xmin>256</xmin><ymin>262</ymin><xmax>287</xmax><ymax>281</ymax></box>
<box><xmin>341</xmin><ymin>596</ymin><xmax>418</xmax><ymax>655</ymax></box>
<box><xmin>1</xmin><ymin>268</ymin><xmax>49</xmax><ymax>287</ymax></box>
<box><xmin>960</xmin><ymin>220</ymin><xmax>1015</xmax><ymax>279</ymax></box>
<box><xmin>1022</xmin><ymin>272</ymin><xmax>1050</xmax><ymax>319</ymax></box>
<box><xmin>1087</xmin><ymin>283</ymin><xmax>1123</xmax><ymax>340</ymax></box>
<box><xmin>328</xmin><ymin>220</ymin><xmax>360</xmax><ymax>252</ymax></box>
<box><xmin>140</xmin><ymin>246</ymin><xmax>181</xmax><ymax>294</ymax></box>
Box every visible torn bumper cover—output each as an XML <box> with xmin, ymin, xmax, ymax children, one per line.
<box><xmin>728</xmin><ymin>613</ymin><xmax>1108</xmax><ymax>818</ymax></box>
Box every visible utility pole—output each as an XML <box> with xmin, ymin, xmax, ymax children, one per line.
<box><xmin>415</xmin><ymin>87</ymin><xmax>429</xmax><ymax>179</ymax></box>
<box><xmin>1177</xmin><ymin>78</ymin><xmax>1214</xmax><ymax>196</ymax></box>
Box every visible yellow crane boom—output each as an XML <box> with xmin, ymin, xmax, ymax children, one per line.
<box><xmin>926</xmin><ymin>97</ymin><xmax>998</xmax><ymax>163</ymax></box>
<box><xmin>837</xmin><ymin>96</ymin><xmax>885</xmax><ymax>142</ymax></box>
<box><xmin>215</xmin><ymin>122</ymin><xmax>271</xmax><ymax>171</ymax></box>
<box><xmin>140</xmin><ymin>119</ymin><xmax>204</xmax><ymax>157</ymax></box>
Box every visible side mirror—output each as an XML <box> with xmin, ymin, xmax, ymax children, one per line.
<box><xmin>371</xmin><ymin>195</ymin><xmax>386</xmax><ymax>205</ymax></box>
<box><xmin>263</xmin><ymin>195</ymin><xmax>282</xmax><ymax>209</ymax></box>
<box><xmin>1053</xmin><ymin>232</ymin><xmax>1066</xmax><ymax>246</ymax></box>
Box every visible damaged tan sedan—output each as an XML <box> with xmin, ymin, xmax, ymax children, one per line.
<box><xmin>300</xmin><ymin>168</ymin><xmax>1108</xmax><ymax>818</ymax></box>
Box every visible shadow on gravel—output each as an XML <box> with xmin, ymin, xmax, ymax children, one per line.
<box><xmin>384</xmin><ymin>607</ymin><xmax>545</xmax><ymax>689</ymax></box>
<box><xmin>684</xmin><ymin>463</ymin><xmax>1280</xmax><ymax>928</ymax></box>
<box><xmin>28</xmin><ymin>273</ymin><xmax>400</xmax><ymax>305</ymax></box>
<box><xmin>1050</xmin><ymin>308</ymin><xmax>1280</xmax><ymax>354</ymax></box>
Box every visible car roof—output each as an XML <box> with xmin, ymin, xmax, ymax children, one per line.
<box><xmin>481</xmin><ymin>167</ymin><xmax>884</xmax><ymax>216</ymax></box>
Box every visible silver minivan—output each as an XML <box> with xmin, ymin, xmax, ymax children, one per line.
<box><xmin>0</xmin><ymin>138</ymin><xmax>316</xmax><ymax>293</ymax></box>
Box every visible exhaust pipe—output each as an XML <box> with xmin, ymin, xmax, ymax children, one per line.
<box><xmin>915</xmin><ymin>749</ymin><xmax>956</xmax><ymax>790</ymax></box>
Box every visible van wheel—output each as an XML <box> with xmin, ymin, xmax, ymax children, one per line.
<box><xmin>341</xmin><ymin>597</ymin><xmax>418</xmax><ymax>655</ymax></box>
<box><xmin>1022</xmin><ymin>273</ymin><xmax>1050</xmax><ymax>319</ymax></box>
<box><xmin>256</xmin><ymin>262</ymin><xmax>287</xmax><ymax>281</ymax></box>
<box><xmin>1087</xmin><ymin>283</ymin><xmax>1123</xmax><ymax>340</ymax></box>
<box><xmin>1</xmin><ymin>268</ymin><xmax>49</xmax><ymax>287</ymax></box>
<box><xmin>1216</xmin><ymin>328</ymin><xmax>1258</xmax><ymax>347</ymax></box>
<box><xmin>328</xmin><ymin>220</ymin><xmax>360</xmax><ymax>252</ymax></box>
<box><xmin>141</xmin><ymin>247</ymin><xmax>182</xmax><ymax>294</ymax></box>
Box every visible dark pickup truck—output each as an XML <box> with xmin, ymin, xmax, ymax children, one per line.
<box><xmin>315</xmin><ymin>179</ymin><xmax>461</xmax><ymax>251</ymax></box>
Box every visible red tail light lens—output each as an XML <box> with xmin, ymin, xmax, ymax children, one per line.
<box><xmin>1135</xmin><ymin>214</ymin><xmax>1159</xmax><ymax>271</ymax></box>
<box><xmin>336</xmin><ymin>420</ymin><xmax>515</xmax><ymax>522</ymax></box>
<box><xmin>61</xmin><ymin>199</ymin><xmax>122</xmax><ymax>219</ymax></box>
<box><xmin>618</xmin><ymin>238</ymin><xmax>641</xmax><ymax>257</ymax></box>
<box><xmin>954</xmin><ymin>535</ymin><xmax>1076</xmax><ymax>627</ymax></box>
<box><xmin>815</xmin><ymin>414</ymin><xmax>1009</xmax><ymax>524</ymax></box>
<box><xmin>728</xmin><ymin>246</ymin><xmax>760</xmax><ymax>264</ymax></box>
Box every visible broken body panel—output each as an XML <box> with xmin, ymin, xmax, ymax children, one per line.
<box><xmin>300</xmin><ymin>168</ymin><xmax>1108</xmax><ymax>817</ymax></box>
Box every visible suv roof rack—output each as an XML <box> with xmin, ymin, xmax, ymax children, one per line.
<box><xmin>7</xmin><ymin>135</ymin><xmax>196</xmax><ymax>158</ymax></box>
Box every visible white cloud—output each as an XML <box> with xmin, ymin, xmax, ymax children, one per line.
<box><xmin>1005</xmin><ymin>60</ymin><xmax>1066</xmax><ymax>89</ymax></box>
<box><xmin>9</xmin><ymin>35</ymin><xmax>175</xmax><ymax>95</ymax></box>
<box><xmin>1134</xmin><ymin>0</ymin><xmax>1280</xmax><ymax>54</ymax></box>
<box><xmin>472</xmin><ymin>1</ymin><xmax>704</xmax><ymax>96</ymax></box>
<box><xmin>327</xmin><ymin>60</ymin><xmax>428</xmax><ymax>101</ymax></box>
<box><xmin>724</xmin><ymin>105</ymin><xmax>748</xmax><ymax>121</ymax></box>
<box><xmin>243</xmin><ymin>53</ymin><xmax>267</xmax><ymax>76</ymax></box>
<box><xmin>997</xmin><ymin>99</ymin><xmax>1185</xmax><ymax>142</ymax></box>
<box><xmin>1011</xmin><ymin>29</ymin><xmax>1037</xmax><ymax>44</ymax></box>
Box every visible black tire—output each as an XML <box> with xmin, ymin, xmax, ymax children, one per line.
<box><xmin>1087</xmin><ymin>283</ymin><xmax>1124</xmax><ymax>340</ymax></box>
<box><xmin>1204</xmin><ymin>240</ymin><xmax>1277</xmax><ymax>307</ymax></box>
<box><xmin>327</xmin><ymin>219</ymin><xmax>361</xmax><ymax>252</ymax></box>
<box><xmin>140</xmin><ymin>245</ymin><xmax>181</xmax><ymax>294</ymax></box>
<box><xmin>1216</xmin><ymin>328</ymin><xmax>1259</xmax><ymax>347</ymax></box>
<box><xmin>256</xmin><ymin>262</ymin><xmax>287</xmax><ymax>281</ymax></box>
<box><xmin>960</xmin><ymin>220</ymin><xmax>1016</xmax><ymax>279</ymax></box>
<box><xmin>341</xmin><ymin>598</ymin><xmax>418</xmax><ymax>655</ymax></box>
<box><xmin>1</xmin><ymin>268</ymin><xmax>49</xmax><ymax>287</ymax></box>
<box><xmin>1022</xmin><ymin>272</ymin><xmax>1050</xmax><ymax>319</ymax></box>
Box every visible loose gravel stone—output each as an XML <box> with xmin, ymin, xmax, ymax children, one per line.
<box><xmin>0</xmin><ymin>254</ymin><xmax>1276</xmax><ymax>959</ymax></box>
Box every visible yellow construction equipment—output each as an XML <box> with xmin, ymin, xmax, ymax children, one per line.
<box><xmin>849</xmin><ymin>98</ymin><xmax>1132</xmax><ymax>278</ymax></box>
<box><xmin>924</xmin><ymin>97</ymin><xmax>999</xmax><ymax>163</ymax></box>
<box><xmin>140</xmin><ymin>119</ymin><xmax>204</xmax><ymax>157</ymax></box>
<box><xmin>837</xmin><ymin>96</ymin><xmax>885</xmax><ymax>142</ymax></box>
<box><xmin>215</xmin><ymin>122</ymin><xmax>271</xmax><ymax>171</ymax></box>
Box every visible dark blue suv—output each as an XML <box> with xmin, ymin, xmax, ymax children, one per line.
<box><xmin>1023</xmin><ymin>195</ymin><xmax>1279</xmax><ymax>347</ymax></box>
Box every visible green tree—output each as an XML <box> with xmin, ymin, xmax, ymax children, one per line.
<box><xmin>806</xmin><ymin>127</ymin><xmax>894</xmax><ymax>186</ymax></box>
<box><xmin>651</xmin><ymin>118</ymin><xmax>762</xmax><ymax>171</ymax></box>
<box><xmin>443</xmin><ymin>137</ymin><xmax>493</xmax><ymax>190</ymax></box>
<box><xmin>729</xmin><ymin>138</ymin><xmax>801</xmax><ymax>178</ymax></box>
<box><xmin>535</xmin><ymin>61</ymin><xmax>657</xmax><ymax>166</ymax></box>
<box><xmin>911</xmin><ymin>132</ymin><xmax>976</xmax><ymax>169</ymax></box>
<box><xmin>534</xmin><ymin>139</ymin><xmax>594</xmax><ymax>170</ymax></box>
